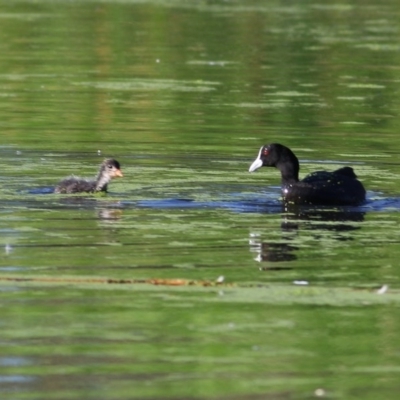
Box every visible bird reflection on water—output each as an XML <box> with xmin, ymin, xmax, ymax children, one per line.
<box><xmin>249</xmin><ymin>205</ymin><xmax>365</xmax><ymax>264</ymax></box>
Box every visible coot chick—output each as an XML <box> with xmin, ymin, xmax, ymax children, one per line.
<box><xmin>249</xmin><ymin>143</ymin><xmax>365</xmax><ymax>205</ymax></box>
<box><xmin>54</xmin><ymin>158</ymin><xmax>123</xmax><ymax>194</ymax></box>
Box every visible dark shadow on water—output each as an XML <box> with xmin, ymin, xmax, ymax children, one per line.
<box><xmin>133</xmin><ymin>196</ymin><xmax>282</xmax><ymax>213</ymax></box>
<box><xmin>16</xmin><ymin>187</ymin><xmax>400</xmax><ymax>215</ymax></box>
<box><xmin>27</xmin><ymin>187</ymin><xmax>55</xmax><ymax>195</ymax></box>
<box><xmin>131</xmin><ymin>190</ymin><xmax>400</xmax><ymax>214</ymax></box>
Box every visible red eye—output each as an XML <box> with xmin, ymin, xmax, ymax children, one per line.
<box><xmin>263</xmin><ymin>149</ymin><xmax>269</xmax><ymax>156</ymax></box>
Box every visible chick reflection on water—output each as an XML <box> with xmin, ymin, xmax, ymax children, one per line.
<box><xmin>54</xmin><ymin>159</ymin><xmax>123</xmax><ymax>194</ymax></box>
<box><xmin>249</xmin><ymin>143</ymin><xmax>366</xmax><ymax>206</ymax></box>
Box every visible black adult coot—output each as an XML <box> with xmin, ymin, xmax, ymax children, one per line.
<box><xmin>249</xmin><ymin>143</ymin><xmax>365</xmax><ymax>205</ymax></box>
<box><xmin>54</xmin><ymin>158</ymin><xmax>123</xmax><ymax>194</ymax></box>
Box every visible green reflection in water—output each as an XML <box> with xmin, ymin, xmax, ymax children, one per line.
<box><xmin>1</xmin><ymin>0</ymin><xmax>400</xmax><ymax>399</ymax></box>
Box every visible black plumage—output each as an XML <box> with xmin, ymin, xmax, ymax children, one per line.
<box><xmin>249</xmin><ymin>143</ymin><xmax>365</xmax><ymax>206</ymax></box>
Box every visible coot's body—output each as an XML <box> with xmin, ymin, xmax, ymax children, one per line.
<box><xmin>54</xmin><ymin>158</ymin><xmax>123</xmax><ymax>194</ymax></box>
<box><xmin>249</xmin><ymin>144</ymin><xmax>365</xmax><ymax>206</ymax></box>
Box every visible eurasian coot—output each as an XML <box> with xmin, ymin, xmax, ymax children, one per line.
<box><xmin>249</xmin><ymin>143</ymin><xmax>365</xmax><ymax>205</ymax></box>
<box><xmin>54</xmin><ymin>158</ymin><xmax>123</xmax><ymax>194</ymax></box>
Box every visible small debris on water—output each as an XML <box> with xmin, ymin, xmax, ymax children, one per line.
<box><xmin>249</xmin><ymin>232</ymin><xmax>260</xmax><ymax>238</ymax></box>
<box><xmin>293</xmin><ymin>280</ymin><xmax>309</xmax><ymax>286</ymax></box>
<box><xmin>216</xmin><ymin>275</ymin><xmax>224</xmax><ymax>283</ymax></box>
<box><xmin>377</xmin><ymin>284</ymin><xmax>388</xmax><ymax>295</ymax></box>
<box><xmin>314</xmin><ymin>388</ymin><xmax>326</xmax><ymax>397</ymax></box>
<box><xmin>97</xmin><ymin>150</ymin><xmax>101</xmax><ymax>155</ymax></box>
<box><xmin>5</xmin><ymin>244</ymin><xmax>12</xmax><ymax>255</ymax></box>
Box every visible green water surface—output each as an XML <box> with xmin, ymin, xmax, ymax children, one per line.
<box><xmin>1</xmin><ymin>0</ymin><xmax>400</xmax><ymax>399</ymax></box>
